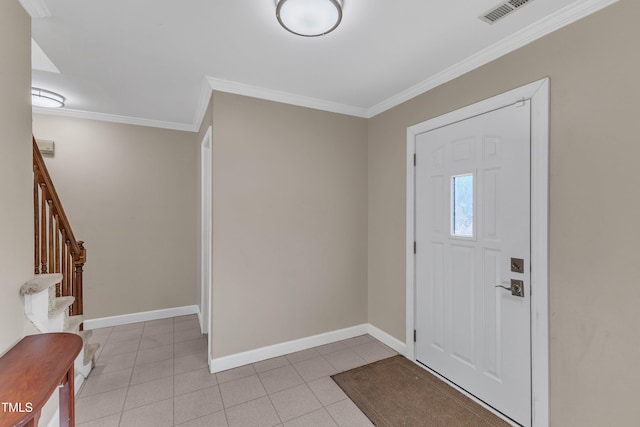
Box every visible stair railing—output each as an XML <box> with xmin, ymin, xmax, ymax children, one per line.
<box><xmin>33</xmin><ymin>137</ymin><xmax>86</xmax><ymax>317</ymax></box>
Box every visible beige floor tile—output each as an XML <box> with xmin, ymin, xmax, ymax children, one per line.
<box><xmin>112</xmin><ymin>322</ymin><xmax>144</xmax><ymax>331</ymax></box>
<box><xmin>217</xmin><ymin>364</ymin><xmax>256</xmax><ymax>384</ymax></box>
<box><xmin>75</xmin><ymin>388</ymin><xmax>127</xmax><ymax>424</ymax></box>
<box><xmin>130</xmin><ymin>358</ymin><xmax>173</xmax><ymax>385</ymax></box>
<box><xmin>89</xmin><ymin>329</ymin><xmax>112</xmax><ymax>345</ymax></box>
<box><xmin>307</xmin><ymin>377</ymin><xmax>348</xmax><ymax>406</ymax></box>
<box><xmin>219</xmin><ymin>375</ymin><xmax>267</xmax><ymax>408</ymax></box>
<box><xmin>252</xmin><ymin>356</ymin><xmax>290</xmax><ymax>374</ymax></box>
<box><xmin>174</xmin><ymin>318</ymin><xmax>201</xmax><ymax>332</ymax></box>
<box><xmin>142</xmin><ymin>323</ymin><xmax>174</xmax><ymax>337</ymax></box>
<box><xmin>341</xmin><ymin>335</ymin><xmax>374</xmax><ymax>347</ymax></box>
<box><xmin>325</xmin><ymin>399</ymin><xmax>374</xmax><ymax>427</ymax></box>
<box><xmin>135</xmin><ymin>343</ymin><xmax>174</xmax><ymax>366</ymax></box>
<box><xmin>284</xmin><ymin>408</ymin><xmax>338</xmax><ymax>427</ymax></box>
<box><xmin>175</xmin><ymin>410</ymin><xmax>228</xmax><ymax>427</ymax></box>
<box><xmin>79</xmin><ymin>368</ymin><xmax>132</xmax><ymax>397</ymax></box>
<box><xmin>76</xmin><ymin>413</ymin><xmax>121</xmax><ymax>427</ymax></box>
<box><xmin>292</xmin><ymin>356</ymin><xmax>338</xmax><ymax>382</ymax></box>
<box><xmin>144</xmin><ymin>317</ymin><xmax>174</xmax><ymax>327</ymax></box>
<box><xmin>139</xmin><ymin>331</ymin><xmax>174</xmax><ymax>349</ymax></box>
<box><xmin>89</xmin><ymin>326</ymin><xmax>112</xmax><ymax>337</ymax></box>
<box><xmin>322</xmin><ymin>349</ymin><xmax>367</xmax><ymax>372</ymax></box>
<box><xmin>175</xmin><ymin>352</ymin><xmax>208</xmax><ymax>374</ymax></box>
<box><xmin>269</xmin><ymin>384</ymin><xmax>322</xmax><ymax>422</ymax></box>
<box><xmin>119</xmin><ymin>398</ymin><xmax>173</xmax><ymax>427</ymax></box>
<box><xmin>106</xmin><ymin>328</ymin><xmax>143</xmax><ymax>344</ymax></box>
<box><xmin>225</xmin><ymin>396</ymin><xmax>281</xmax><ymax>427</ymax></box>
<box><xmin>100</xmin><ymin>337</ymin><xmax>140</xmax><ymax>357</ymax></box>
<box><xmin>76</xmin><ymin>318</ymin><xmax>393</xmax><ymax>427</ymax></box>
<box><xmin>174</xmin><ymin>336</ymin><xmax>207</xmax><ymax>357</ymax></box>
<box><xmin>350</xmin><ymin>341</ymin><xmax>396</xmax><ymax>363</ymax></box>
<box><xmin>93</xmin><ymin>351</ymin><xmax>137</xmax><ymax>375</ymax></box>
<box><xmin>315</xmin><ymin>342</ymin><xmax>348</xmax><ymax>355</ymax></box>
<box><xmin>258</xmin><ymin>365</ymin><xmax>304</xmax><ymax>394</ymax></box>
<box><xmin>175</xmin><ymin>367</ymin><xmax>218</xmax><ymax>396</ymax></box>
<box><xmin>124</xmin><ymin>376</ymin><xmax>173</xmax><ymax>410</ymax></box>
<box><xmin>174</xmin><ymin>314</ymin><xmax>198</xmax><ymax>323</ymax></box>
<box><xmin>285</xmin><ymin>348</ymin><xmax>321</xmax><ymax>364</ymax></box>
<box><xmin>174</xmin><ymin>385</ymin><xmax>224</xmax><ymax>425</ymax></box>
<box><xmin>174</xmin><ymin>327</ymin><xmax>204</xmax><ymax>343</ymax></box>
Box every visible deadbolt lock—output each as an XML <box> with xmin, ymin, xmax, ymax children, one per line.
<box><xmin>511</xmin><ymin>257</ymin><xmax>525</xmax><ymax>274</ymax></box>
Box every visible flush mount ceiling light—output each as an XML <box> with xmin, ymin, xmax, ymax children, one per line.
<box><xmin>276</xmin><ymin>0</ymin><xmax>343</xmax><ymax>37</ymax></box>
<box><xmin>31</xmin><ymin>87</ymin><xmax>65</xmax><ymax>108</ymax></box>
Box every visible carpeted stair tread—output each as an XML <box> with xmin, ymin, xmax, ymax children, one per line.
<box><xmin>20</xmin><ymin>273</ymin><xmax>63</xmax><ymax>295</ymax></box>
<box><xmin>78</xmin><ymin>329</ymin><xmax>93</xmax><ymax>346</ymax></box>
<box><xmin>66</xmin><ymin>315</ymin><xmax>84</xmax><ymax>333</ymax></box>
<box><xmin>49</xmin><ymin>296</ymin><xmax>75</xmax><ymax>318</ymax></box>
<box><xmin>83</xmin><ymin>343</ymin><xmax>100</xmax><ymax>366</ymax></box>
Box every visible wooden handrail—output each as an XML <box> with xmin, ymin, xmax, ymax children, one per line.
<box><xmin>33</xmin><ymin>137</ymin><xmax>86</xmax><ymax>316</ymax></box>
<box><xmin>33</xmin><ymin>138</ymin><xmax>81</xmax><ymax>256</ymax></box>
<box><xmin>0</xmin><ymin>333</ymin><xmax>82</xmax><ymax>427</ymax></box>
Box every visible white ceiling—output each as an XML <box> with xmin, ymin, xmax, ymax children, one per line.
<box><xmin>28</xmin><ymin>0</ymin><xmax>615</xmax><ymax>131</ymax></box>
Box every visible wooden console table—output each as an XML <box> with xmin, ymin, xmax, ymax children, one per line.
<box><xmin>0</xmin><ymin>333</ymin><xmax>82</xmax><ymax>427</ymax></box>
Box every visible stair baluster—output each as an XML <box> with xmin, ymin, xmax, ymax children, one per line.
<box><xmin>32</xmin><ymin>137</ymin><xmax>85</xmax><ymax>319</ymax></box>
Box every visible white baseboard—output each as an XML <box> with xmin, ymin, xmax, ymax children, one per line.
<box><xmin>197</xmin><ymin>309</ymin><xmax>204</xmax><ymax>334</ymax></box>
<box><xmin>83</xmin><ymin>305</ymin><xmax>199</xmax><ymax>330</ymax></box>
<box><xmin>209</xmin><ymin>324</ymin><xmax>369</xmax><ymax>373</ymax></box>
<box><xmin>366</xmin><ymin>324</ymin><xmax>407</xmax><ymax>355</ymax></box>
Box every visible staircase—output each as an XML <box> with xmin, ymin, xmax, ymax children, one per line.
<box><xmin>23</xmin><ymin>137</ymin><xmax>98</xmax><ymax>392</ymax></box>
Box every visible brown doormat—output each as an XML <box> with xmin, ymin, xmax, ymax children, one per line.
<box><xmin>331</xmin><ymin>355</ymin><xmax>512</xmax><ymax>427</ymax></box>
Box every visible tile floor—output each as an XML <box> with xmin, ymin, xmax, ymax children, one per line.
<box><xmin>76</xmin><ymin>315</ymin><xmax>397</xmax><ymax>427</ymax></box>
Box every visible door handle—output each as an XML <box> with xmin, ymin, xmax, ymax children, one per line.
<box><xmin>495</xmin><ymin>279</ymin><xmax>525</xmax><ymax>297</ymax></box>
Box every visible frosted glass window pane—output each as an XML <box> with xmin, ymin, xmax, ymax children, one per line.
<box><xmin>451</xmin><ymin>174</ymin><xmax>473</xmax><ymax>237</ymax></box>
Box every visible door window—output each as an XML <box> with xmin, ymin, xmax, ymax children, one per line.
<box><xmin>450</xmin><ymin>173</ymin><xmax>473</xmax><ymax>237</ymax></box>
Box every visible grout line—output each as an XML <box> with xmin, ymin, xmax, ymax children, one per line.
<box><xmin>80</xmin><ymin>319</ymin><xmax>388</xmax><ymax>426</ymax></box>
<box><xmin>254</xmin><ymin>368</ymin><xmax>283</xmax><ymax>426</ymax></box>
<box><xmin>117</xmin><ymin>321</ymin><xmax>143</xmax><ymax>425</ymax></box>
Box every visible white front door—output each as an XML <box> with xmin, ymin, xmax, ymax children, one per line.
<box><xmin>415</xmin><ymin>101</ymin><xmax>531</xmax><ymax>426</ymax></box>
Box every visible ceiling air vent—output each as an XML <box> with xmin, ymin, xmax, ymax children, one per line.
<box><xmin>480</xmin><ymin>0</ymin><xmax>534</xmax><ymax>24</ymax></box>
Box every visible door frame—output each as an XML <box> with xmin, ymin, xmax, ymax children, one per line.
<box><xmin>200</xmin><ymin>126</ymin><xmax>212</xmax><ymax>338</ymax></box>
<box><xmin>405</xmin><ymin>78</ymin><xmax>549</xmax><ymax>427</ymax></box>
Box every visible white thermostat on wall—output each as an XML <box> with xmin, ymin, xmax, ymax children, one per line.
<box><xmin>36</xmin><ymin>139</ymin><xmax>55</xmax><ymax>156</ymax></box>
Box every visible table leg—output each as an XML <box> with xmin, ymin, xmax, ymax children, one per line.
<box><xmin>59</xmin><ymin>364</ymin><xmax>75</xmax><ymax>427</ymax></box>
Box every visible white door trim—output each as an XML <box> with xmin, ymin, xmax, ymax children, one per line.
<box><xmin>200</xmin><ymin>126</ymin><xmax>212</xmax><ymax>339</ymax></box>
<box><xmin>406</xmin><ymin>78</ymin><xmax>549</xmax><ymax>427</ymax></box>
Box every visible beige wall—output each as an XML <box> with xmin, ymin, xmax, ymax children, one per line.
<box><xmin>32</xmin><ymin>115</ymin><xmax>199</xmax><ymax>319</ymax></box>
<box><xmin>367</xmin><ymin>0</ymin><xmax>640</xmax><ymax>425</ymax></box>
<box><xmin>0</xmin><ymin>1</ymin><xmax>32</xmax><ymax>353</ymax></box>
<box><xmin>209</xmin><ymin>92</ymin><xmax>368</xmax><ymax>358</ymax></box>
<box><xmin>1</xmin><ymin>4</ymin><xmax>63</xmax><ymax>424</ymax></box>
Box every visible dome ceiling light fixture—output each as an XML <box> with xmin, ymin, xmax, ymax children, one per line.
<box><xmin>32</xmin><ymin>87</ymin><xmax>65</xmax><ymax>108</ymax></box>
<box><xmin>276</xmin><ymin>0</ymin><xmax>343</xmax><ymax>37</ymax></box>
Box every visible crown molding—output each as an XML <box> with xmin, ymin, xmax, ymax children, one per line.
<box><xmin>191</xmin><ymin>78</ymin><xmax>214</xmax><ymax>132</ymax></box>
<box><xmin>366</xmin><ymin>0</ymin><xmax>619</xmax><ymax>118</ymax></box>
<box><xmin>31</xmin><ymin>0</ymin><xmax>617</xmax><ymax>129</ymax></box>
<box><xmin>206</xmin><ymin>77</ymin><xmax>369</xmax><ymax>118</ymax></box>
<box><xmin>18</xmin><ymin>0</ymin><xmax>51</xmax><ymax>18</ymax></box>
<box><xmin>32</xmin><ymin>106</ymin><xmax>196</xmax><ymax>132</ymax></box>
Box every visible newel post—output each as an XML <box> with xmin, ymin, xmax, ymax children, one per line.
<box><xmin>73</xmin><ymin>241</ymin><xmax>86</xmax><ymax>317</ymax></box>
